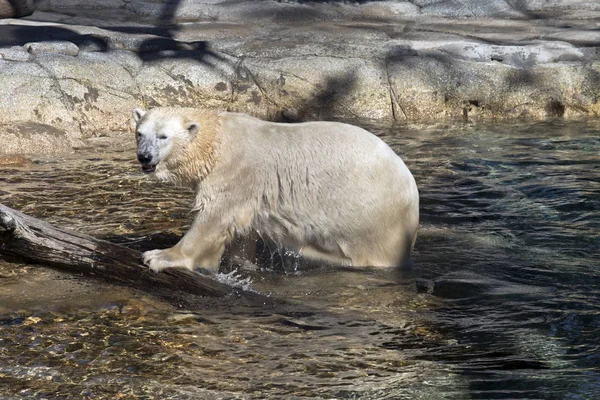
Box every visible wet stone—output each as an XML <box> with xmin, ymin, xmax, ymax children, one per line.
<box><xmin>415</xmin><ymin>279</ymin><xmax>434</xmax><ymax>294</ymax></box>
<box><xmin>0</xmin><ymin>155</ymin><xmax>32</xmax><ymax>167</ymax></box>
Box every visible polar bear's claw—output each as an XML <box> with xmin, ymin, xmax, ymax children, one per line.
<box><xmin>142</xmin><ymin>248</ymin><xmax>191</xmax><ymax>272</ymax></box>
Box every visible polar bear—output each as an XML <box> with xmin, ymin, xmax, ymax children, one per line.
<box><xmin>133</xmin><ymin>107</ymin><xmax>419</xmax><ymax>272</ymax></box>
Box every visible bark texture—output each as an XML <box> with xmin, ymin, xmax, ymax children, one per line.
<box><xmin>0</xmin><ymin>203</ymin><xmax>261</xmax><ymax>307</ymax></box>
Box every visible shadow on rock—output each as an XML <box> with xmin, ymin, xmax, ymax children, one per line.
<box><xmin>137</xmin><ymin>38</ymin><xmax>225</xmax><ymax>66</ymax></box>
<box><xmin>277</xmin><ymin>70</ymin><xmax>358</xmax><ymax>122</ymax></box>
<box><xmin>6</xmin><ymin>0</ymin><xmax>229</xmax><ymax>69</ymax></box>
<box><xmin>0</xmin><ymin>24</ymin><xmax>109</xmax><ymax>51</ymax></box>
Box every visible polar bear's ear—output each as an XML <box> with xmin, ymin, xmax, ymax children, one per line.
<box><xmin>132</xmin><ymin>108</ymin><xmax>146</xmax><ymax>122</ymax></box>
<box><xmin>186</xmin><ymin>121</ymin><xmax>200</xmax><ymax>136</ymax></box>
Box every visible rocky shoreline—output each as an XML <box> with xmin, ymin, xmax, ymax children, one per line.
<box><xmin>0</xmin><ymin>0</ymin><xmax>599</xmax><ymax>154</ymax></box>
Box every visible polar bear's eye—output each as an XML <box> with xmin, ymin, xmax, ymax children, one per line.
<box><xmin>157</xmin><ymin>134</ymin><xmax>168</xmax><ymax>140</ymax></box>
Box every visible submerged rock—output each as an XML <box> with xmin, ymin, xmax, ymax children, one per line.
<box><xmin>0</xmin><ymin>154</ymin><xmax>31</xmax><ymax>166</ymax></box>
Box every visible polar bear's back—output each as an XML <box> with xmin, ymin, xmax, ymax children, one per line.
<box><xmin>215</xmin><ymin>112</ymin><xmax>419</xmax><ymax>267</ymax></box>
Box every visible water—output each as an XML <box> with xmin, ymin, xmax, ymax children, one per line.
<box><xmin>0</xmin><ymin>119</ymin><xmax>599</xmax><ymax>399</ymax></box>
<box><xmin>402</xmin><ymin>120</ymin><xmax>600</xmax><ymax>400</ymax></box>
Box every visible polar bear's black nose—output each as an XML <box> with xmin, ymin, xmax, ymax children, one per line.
<box><xmin>137</xmin><ymin>153</ymin><xmax>152</xmax><ymax>164</ymax></box>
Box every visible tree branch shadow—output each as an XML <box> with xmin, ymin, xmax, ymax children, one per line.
<box><xmin>5</xmin><ymin>0</ymin><xmax>225</xmax><ymax>67</ymax></box>
<box><xmin>273</xmin><ymin>70</ymin><xmax>358</xmax><ymax>122</ymax></box>
<box><xmin>0</xmin><ymin>24</ymin><xmax>110</xmax><ymax>51</ymax></box>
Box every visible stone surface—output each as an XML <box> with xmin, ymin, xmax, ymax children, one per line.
<box><xmin>0</xmin><ymin>59</ymin><xmax>79</xmax><ymax>134</ymax></box>
<box><xmin>238</xmin><ymin>56</ymin><xmax>394</xmax><ymax>121</ymax></box>
<box><xmin>0</xmin><ymin>1</ymin><xmax>598</xmax><ymax>153</ymax></box>
<box><xmin>0</xmin><ymin>0</ymin><xmax>33</xmax><ymax>18</ymax></box>
<box><xmin>25</xmin><ymin>40</ymin><xmax>79</xmax><ymax>56</ymax></box>
<box><xmin>0</xmin><ymin>45</ymin><xmax>30</xmax><ymax>61</ymax></box>
<box><xmin>0</xmin><ymin>154</ymin><xmax>32</xmax><ymax>166</ymax></box>
<box><xmin>135</xmin><ymin>51</ymin><xmax>237</xmax><ymax>112</ymax></box>
<box><xmin>31</xmin><ymin>0</ymin><xmax>600</xmax><ymax>20</ymax></box>
<box><xmin>0</xmin><ymin>122</ymin><xmax>82</xmax><ymax>154</ymax></box>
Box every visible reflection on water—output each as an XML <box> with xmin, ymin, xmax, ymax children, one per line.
<box><xmin>1</xmin><ymin>119</ymin><xmax>599</xmax><ymax>399</ymax></box>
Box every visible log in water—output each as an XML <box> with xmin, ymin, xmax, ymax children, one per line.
<box><xmin>0</xmin><ymin>203</ymin><xmax>242</xmax><ymax>303</ymax></box>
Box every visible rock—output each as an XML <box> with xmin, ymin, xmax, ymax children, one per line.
<box><xmin>415</xmin><ymin>0</ymin><xmax>525</xmax><ymax>18</ymax></box>
<box><xmin>0</xmin><ymin>0</ymin><xmax>33</xmax><ymax>19</ymax></box>
<box><xmin>0</xmin><ymin>154</ymin><xmax>32</xmax><ymax>166</ymax></box>
<box><xmin>415</xmin><ymin>279</ymin><xmax>434</xmax><ymax>294</ymax></box>
<box><xmin>0</xmin><ymin>46</ymin><xmax>30</xmax><ymax>61</ymax></box>
<box><xmin>360</xmin><ymin>1</ymin><xmax>421</xmax><ymax>17</ymax></box>
<box><xmin>239</xmin><ymin>56</ymin><xmax>393</xmax><ymax>121</ymax></box>
<box><xmin>135</xmin><ymin>49</ymin><xmax>237</xmax><ymax>113</ymax></box>
<box><xmin>25</xmin><ymin>41</ymin><xmax>80</xmax><ymax>56</ymax></box>
<box><xmin>0</xmin><ymin>122</ymin><xmax>83</xmax><ymax>154</ymax></box>
<box><xmin>35</xmin><ymin>51</ymin><xmax>140</xmax><ymax>134</ymax></box>
<box><xmin>33</xmin><ymin>0</ymin><xmax>125</xmax><ymax>11</ymax></box>
<box><xmin>0</xmin><ymin>1</ymin><xmax>597</xmax><ymax>154</ymax></box>
<box><xmin>31</xmin><ymin>0</ymin><xmax>600</xmax><ymax>20</ymax></box>
<box><xmin>0</xmin><ymin>60</ymin><xmax>79</xmax><ymax>134</ymax></box>
<box><xmin>438</xmin><ymin>41</ymin><xmax>585</xmax><ymax>68</ymax></box>
<box><xmin>125</xmin><ymin>0</ymin><xmax>221</xmax><ymax>21</ymax></box>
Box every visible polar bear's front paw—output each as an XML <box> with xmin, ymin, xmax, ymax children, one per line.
<box><xmin>142</xmin><ymin>248</ymin><xmax>192</xmax><ymax>272</ymax></box>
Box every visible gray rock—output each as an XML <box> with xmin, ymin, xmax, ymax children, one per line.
<box><xmin>387</xmin><ymin>54</ymin><xmax>600</xmax><ymax>120</ymax></box>
<box><xmin>359</xmin><ymin>1</ymin><xmax>421</xmax><ymax>17</ymax></box>
<box><xmin>0</xmin><ymin>46</ymin><xmax>30</xmax><ymax>61</ymax></box>
<box><xmin>239</xmin><ymin>56</ymin><xmax>393</xmax><ymax>121</ymax></box>
<box><xmin>0</xmin><ymin>59</ymin><xmax>79</xmax><ymax>134</ymax></box>
<box><xmin>0</xmin><ymin>0</ymin><xmax>598</xmax><ymax>154</ymax></box>
<box><xmin>134</xmin><ymin>52</ymin><xmax>237</xmax><ymax>112</ymax></box>
<box><xmin>125</xmin><ymin>0</ymin><xmax>220</xmax><ymax>21</ymax></box>
<box><xmin>414</xmin><ymin>0</ymin><xmax>526</xmax><ymax>18</ymax></box>
<box><xmin>437</xmin><ymin>41</ymin><xmax>585</xmax><ymax>68</ymax></box>
<box><xmin>33</xmin><ymin>0</ymin><xmax>600</xmax><ymax>20</ymax></box>
<box><xmin>25</xmin><ymin>41</ymin><xmax>80</xmax><ymax>56</ymax></box>
<box><xmin>33</xmin><ymin>0</ymin><xmax>125</xmax><ymax>10</ymax></box>
<box><xmin>0</xmin><ymin>0</ymin><xmax>33</xmax><ymax>18</ymax></box>
<box><xmin>34</xmin><ymin>51</ymin><xmax>141</xmax><ymax>134</ymax></box>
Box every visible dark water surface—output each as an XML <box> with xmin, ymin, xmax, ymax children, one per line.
<box><xmin>382</xmin><ymin>119</ymin><xmax>600</xmax><ymax>400</ymax></box>
<box><xmin>0</xmin><ymin>119</ymin><xmax>599</xmax><ymax>399</ymax></box>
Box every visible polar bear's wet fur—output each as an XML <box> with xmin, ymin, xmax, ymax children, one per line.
<box><xmin>133</xmin><ymin>107</ymin><xmax>419</xmax><ymax>272</ymax></box>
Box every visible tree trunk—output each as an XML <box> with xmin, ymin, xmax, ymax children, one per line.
<box><xmin>0</xmin><ymin>203</ymin><xmax>265</xmax><ymax>307</ymax></box>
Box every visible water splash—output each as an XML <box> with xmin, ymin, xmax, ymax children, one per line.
<box><xmin>214</xmin><ymin>270</ymin><xmax>254</xmax><ymax>292</ymax></box>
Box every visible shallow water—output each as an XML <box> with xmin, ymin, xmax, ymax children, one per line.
<box><xmin>1</xmin><ymin>119</ymin><xmax>599</xmax><ymax>399</ymax></box>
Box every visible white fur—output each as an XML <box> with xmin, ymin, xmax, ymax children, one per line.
<box><xmin>133</xmin><ymin>107</ymin><xmax>419</xmax><ymax>272</ymax></box>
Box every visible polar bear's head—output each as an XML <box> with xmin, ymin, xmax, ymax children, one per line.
<box><xmin>132</xmin><ymin>107</ymin><xmax>200</xmax><ymax>174</ymax></box>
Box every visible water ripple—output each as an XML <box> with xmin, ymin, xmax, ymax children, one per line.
<box><xmin>1</xmin><ymin>120</ymin><xmax>599</xmax><ymax>399</ymax></box>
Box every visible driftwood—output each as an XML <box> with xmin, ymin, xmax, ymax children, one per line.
<box><xmin>0</xmin><ymin>203</ymin><xmax>262</xmax><ymax>307</ymax></box>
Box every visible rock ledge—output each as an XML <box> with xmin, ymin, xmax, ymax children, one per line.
<box><xmin>0</xmin><ymin>0</ymin><xmax>599</xmax><ymax>153</ymax></box>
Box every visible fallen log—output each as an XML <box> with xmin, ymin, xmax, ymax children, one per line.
<box><xmin>0</xmin><ymin>203</ymin><xmax>249</xmax><ymax>305</ymax></box>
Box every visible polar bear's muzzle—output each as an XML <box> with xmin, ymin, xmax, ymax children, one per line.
<box><xmin>137</xmin><ymin>152</ymin><xmax>157</xmax><ymax>174</ymax></box>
